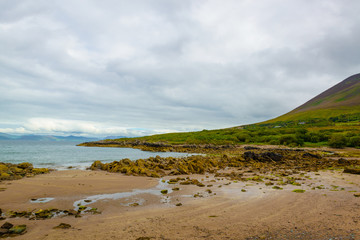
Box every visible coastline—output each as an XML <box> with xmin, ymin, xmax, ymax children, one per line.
<box><xmin>0</xmin><ymin>167</ymin><xmax>359</xmax><ymax>239</ymax></box>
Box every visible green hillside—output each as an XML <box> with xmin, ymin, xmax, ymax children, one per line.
<box><xmin>84</xmin><ymin>74</ymin><xmax>360</xmax><ymax>148</ymax></box>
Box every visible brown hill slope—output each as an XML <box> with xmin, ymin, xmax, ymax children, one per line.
<box><xmin>266</xmin><ymin>73</ymin><xmax>360</xmax><ymax>122</ymax></box>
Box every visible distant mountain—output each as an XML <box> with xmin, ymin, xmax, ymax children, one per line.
<box><xmin>0</xmin><ymin>132</ymin><xmax>18</xmax><ymax>140</ymax></box>
<box><xmin>266</xmin><ymin>73</ymin><xmax>360</xmax><ymax>122</ymax></box>
<box><xmin>0</xmin><ymin>133</ymin><xmax>99</xmax><ymax>142</ymax></box>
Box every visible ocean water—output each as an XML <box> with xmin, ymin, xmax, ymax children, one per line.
<box><xmin>0</xmin><ymin>140</ymin><xmax>193</xmax><ymax>170</ymax></box>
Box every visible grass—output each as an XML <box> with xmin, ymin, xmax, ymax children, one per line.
<box><xmin>103</xmin><ymin>119</ymin><xmax>360</xmax><ymax>149</ymax></box>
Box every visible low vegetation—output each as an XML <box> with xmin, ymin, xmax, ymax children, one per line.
<box><xmin>80</xmin><ymin>118</ymin><xmax>360</xmax><ymax>149</ymax></box>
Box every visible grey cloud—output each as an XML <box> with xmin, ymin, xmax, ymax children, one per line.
<box><xmin>1</xmin><ymin>0</ymin><xmax>359</xmax><ymax>136</ymax></box>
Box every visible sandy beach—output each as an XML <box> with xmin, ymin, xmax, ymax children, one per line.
<box><xmin>0</xmin><ymin>168</ymin><xmax>359</xmax><ymax>240</ymax></box>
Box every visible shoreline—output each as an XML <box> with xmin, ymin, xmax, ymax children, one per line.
<box><xmin>0</xmin><ymin>167</ymin><xmax>359</xmax><ymax>239</ymax></box>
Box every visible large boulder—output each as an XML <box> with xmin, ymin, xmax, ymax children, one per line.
<box><xmin>244</xmin><ymin>151</ymin><xmax>283</xmax><ymax>162</ymax></box>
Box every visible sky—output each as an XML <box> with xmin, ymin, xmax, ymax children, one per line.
<box><xmin>1</xmin><ymin>0</ymin><xmax>360</xmax><ymax>137</ymax></box>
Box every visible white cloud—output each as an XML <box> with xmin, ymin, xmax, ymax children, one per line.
<box><xmin>16</xmin><ymin>118</ymin><xmax>177</xmax><ymax>137</ymax></box>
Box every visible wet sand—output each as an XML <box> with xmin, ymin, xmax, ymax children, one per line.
<box><xmin>0</xmin><ymin>169</ymin><xmax>359</xmax><ymax>239</ymax></box>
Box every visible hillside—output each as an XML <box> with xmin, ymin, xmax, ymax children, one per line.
<box><xmin>265</xmin><ymin>73</ymin><xmax>360</xmax><ymax>123</ymax></box>
<box><xmin>81</xmin><ymin>74</ymin><xmax>360</xmax><ymax>148</ymax></box>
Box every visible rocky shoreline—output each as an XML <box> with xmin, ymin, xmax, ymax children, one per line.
<box><xmin>89</xmin><ymin>145</ymin><xmax>360</xmax><ymax>179</ymax></box>
<box><xmin>78</xmin><ymin>139</ymin><xmax>236</xmax><ymax>153</ymax></box>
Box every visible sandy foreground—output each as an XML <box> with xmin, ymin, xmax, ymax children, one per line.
<box><xmin>0</xmin><ymin>169</ymin><xmax>359</xmax><ymax>240</ymax></box>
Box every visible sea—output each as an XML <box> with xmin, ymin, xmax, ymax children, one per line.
<box><xmin>0</xmin><ymin>140</ymin><xmax>193</xmax><ymax>170</ymax></box>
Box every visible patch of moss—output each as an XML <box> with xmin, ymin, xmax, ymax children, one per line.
<box><xmin>292</xmin><ymin>189</ymin><xmax>305</xmax><ymax>193</ymax></box>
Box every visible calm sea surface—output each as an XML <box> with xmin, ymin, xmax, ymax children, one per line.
<box><xmin>0</xmin><ymin>140</ymin><xmax>193</xmax><ymax>170</ymax></box>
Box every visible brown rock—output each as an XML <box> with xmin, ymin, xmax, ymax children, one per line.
<box><xmin>0</xmin><ymin>228</ymin><xmax>9</xmax><ymax>235</ymax></box>
<box><xmin>67</xmin><ymin>210</ymin><xmax>78</xmax><ymax>215</ymax></box>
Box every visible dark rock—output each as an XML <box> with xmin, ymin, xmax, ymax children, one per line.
<box><xmin>66</xmin><ymin>210</ymin><xmax>78</xmax><ymax>215</ymax></box>
<box><xmin>244</xmin><ymin>151</ymin><xmax>283</xmax><ymax>162</ymax></box>
<box><xmin>337</xmin><ymin>158</ymin><xmax>350</xmax><ymax>165</ymax></box>
<box><xmin>53</xmin><ymin>223</ymin><xmax>71</xmax><ymax>229</ymax></box>
<box><xmin>302</xmin><ymin>153</ymin><xmax>322</xmax><ymax>159</ymax></box>
<box><xmin>1</xmin><ymin>222</ymin><xmax>13</xmax><ymax>229</ymax></box>
<box><xmin>244</xmin><ymin>146</ymin><xmax>260</xmax><ymax>150</ymax></box>
<box><xmin>343</xmin><ymin>168</ymin><xmax>360</xmax><ymax>175</ymax></box>
<box><xmin>244</xmin><ymin>151</ymin><xmax>258</xmax><ymax>161</ymax></box>
<box><xmin>260</xmin><ymin>152</ymin><xmax>283</xmax><ymax>162</ymax></box>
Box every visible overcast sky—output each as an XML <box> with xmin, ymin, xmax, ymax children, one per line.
<box><xmin>1</xmin><ymin>0</ymin><xmax>360</xmax><ymax>137</ymax></box>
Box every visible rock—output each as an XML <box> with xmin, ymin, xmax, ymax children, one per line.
<box><xmin>260</xmin><ymin>152</ymin><xmax>283</xmax><ymax>162</ymax></box>
<box><xmin>9</xmin><ymin>225</ymin><xmax>26</xmax><ymax>234</ymax></box>
<box><xmin>244</xmin><ymin>151</ymin><xmax>283</xmax><ymax>162</ymax></box>
<box><xmin>1</xmin><ymin>222</ymin><xmax>13</xmax><ymax>229</ymax></box>
<box><xmin>343</xmin><ymin>168</ymin><xmax>360</xmax><ymax>175</ymax></box>
<box><xmin>66</xmin><ymin>210</ymin><xmax>78</xmax><ymax>215</ymax></box>
<box><xmin>34</xmin><ymin>209</ymin><xmax>53</xmax><ymax>219</ymax></box>
<box><xmin>78</xmin><ymin>206</ymin><xmax>87</xmax><ymax>211</ymax></box>
<box><xmin>84</xmin><ymin>208</ymin><xmax>101</xmax><ymax>214</ymax></box>
<box><xmin>17</xmin><ymin>162</ymin><xmax>33</xmax><ymax>170</ymax></box>
<box><xmin>53</xmin><ymin>223</ymin><xmax>71</xmax><ymax>229</ymax></box>
<box><xmin>302</xmin><ymin>153</ymin><xmax>322</xmax><ymax>159</ymax></box>
<box><xmin>244</xmin><ymin>151</ymin><xmax>258</xmax><ymax>161</ymax></box>
<box><xmin>90</xmin><ymin>161</ymin><xmax>103</xmax><ymax>170</ymax></box>
<box><xmin>0</xmin><ymin>228</ymin><xmax>9</xmax><ymax>236</ymax></box>
<box><xmin>31</xmin><ymin>168</ymin><xmax>49</xmax><ymax>174</ymax></box>
<box><xmin>337</xmin><ymin>158</ymin><xmax>350</xmax><ymax>164</ymax></box>
<box><xmin>244</xmin><ymin>146</ymin><xmax>260</xmax><ymax>150</ymax></box>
